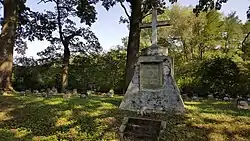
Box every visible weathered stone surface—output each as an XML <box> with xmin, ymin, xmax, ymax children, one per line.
<box><xmin>120</xmin><ymin>47</ymin><xmax>185</xmax><ymax>114</ymax></box>
<box><xmin>119</xmin><ymin>117</ymin><xmax>166</xmax><ymax>141</ymax></box>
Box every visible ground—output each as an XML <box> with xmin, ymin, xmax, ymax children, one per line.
<box><xmin>0</xmin><ymin>94</ymin><xmax>250</xmax><ymax>141</ymax></box>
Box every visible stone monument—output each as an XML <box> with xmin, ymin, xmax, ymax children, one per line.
<box><xmin>119</xmin><ymin>4</ymin><xmax>185</xmax><ymax>114</ymax></box>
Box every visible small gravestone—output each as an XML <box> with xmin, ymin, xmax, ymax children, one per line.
<box><xmin>80</xmin><ymin>93</ymin><xmax>87</xmax><ymax>99</ymax></box>
<box><xmin>119</xmin><ymin>117</ymin><xmax>166</xmax><ymax>141</ymax></box>
<box><xmin>107</xmin><ymin>89</ymin><xmax>114</xmax><ymax>97</ymax></box>
<box><xmin>223</xmin><ymin>96</ymin><xmax>230</xmax><ymax>101</ymax></box>
<box><xmin>237</xmin><ymin>98</ymin><xmax>249</xmax><ymax>109</ymax></box>
<box><xmin>208</xmin><ymin>94</ymin><xmax>214</xmax><ymax>100</ymax></box>
<box><xmin>42</xmin><ymin>92</ymin><xmax>47</xmax><ymax>97</ymax></box>
<box><xmin>247</xmin><ymin>97</ymin><xmax>250</xmax><ymax>102</ymax></box>
<box><xmin>63</xmin><ymin>91</ymin><xmax>72</xmax><ymax>99</ymax></box>
<box><xmin>192</xmin><ymin>96</ymin><xmax>199</xmax><ymax>101</ymax></box>
<box><xmin>52</xmin><ymin>87</ymin><xmax>58</xmax><ymax>94</ymax></box>
<box><xmin>73</xmin><ymin>89</ymin><xmax>78</xmax><ymax>95</ymax></box>
<box><xmin>33</xmin><ymin>90</ymin><xmax>39</xmax><ymax>94</ymax></box>
<box><xmin>0</xmin><ymin>89</ymin><xmax>4</xmax><ymax>95</ymax></box>
<box><xmin>20</xmin><ymin>91</ymin><xmax>26</xmax><ymax>96</ymax></box>
<box><xmin>87</xmin><ymin>90</ymin><xmax>94</xmax><ymax>96</ymax></box>
<box><xmin>25</xmin><ymin>90</ymin><xmax>31</xmax><ymax>95</ymax></box>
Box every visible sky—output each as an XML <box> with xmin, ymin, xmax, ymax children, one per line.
<box><xmin>24</xmin><ymin>0</ymin><xmax>250</xmax><ymax>58</ymax></box>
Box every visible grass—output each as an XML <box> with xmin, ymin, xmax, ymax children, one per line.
<box><xmin>0</xmin><ymin>94</ymin><xmax>249</xmax><ymax>141</ymax></box>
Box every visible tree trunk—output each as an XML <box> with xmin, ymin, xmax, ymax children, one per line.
<box><xmin>124</xmin><ymin>0</ymin><xmax>142</xmax><ymax>89</ymax></box>
<box><xmin>61</xmin><ymin>44</ymin><xmax>70</xmax><ymax>92</ymax></box>
<box><xmin>0</xmin><ymin>0</ymin><xmax>17</xmax><ymax>92</ymax></box>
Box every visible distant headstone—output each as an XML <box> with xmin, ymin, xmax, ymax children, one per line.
<box><xmin>87</xmin><ymin>90</ymin><xmax>95</xmax><ymax>96</ymax></box>
<box><xmin>80</xmin><ymin>94</ymin><xmax>87</xmax><ymax>99</ymax></box>
<box><xmin>237</xmin><ymin>98</ymin><xmax>249</xmax><ymax>109</ymax></box>
<box><xmin>107</xmin><ymin>89</ymin><xmax>114</xmax><ymax>97</ymax></box>
<box><xmin>248</xmin><ymin>98</ymin><xmax>250</xmax><ymax>102</ymax></box>
<box><xmin>208</xmin><ymin>94</ymin><xmax>214</xmax><ymax>100</ymax></box>
<box><xmin>73</xmin><ymin>89</ymin><xmax>78</xmax><ymax>95</ymax></box>
<box><xmin>20</xmin><ymin>91</ymin><xmax>26</xmax><ymax>96</ymax></box>
<box><xmin>52</xmin><ymin>87</ymin><xmax>57</xmax><ymax>94</ymax></box>
<box><xmin>223</xmin><ymin>96</ymin><xmax>230</xmax><ymax>101</ymax></box>
<box><xmin>63</xmin><ymin>91</ymin><xmax>72</xmax><ymax>99</ymax></box>
<box><xmin>0</xmin><ymin>89</ymin><xmax>4</xmax><ymax>95</ymax></box>
<box><xmin>33</xmin><ymin>90</ymin><xmax>39</xmax><ymax>94</ymax></box>
<box><xmin>192</xmin><ymin>96</ymin><xmax>199</xmax><ymax>101</ymax></box>
<box><xmin>42</xmin><ymin>92</ymin><xmax>47</xmax><ymax>98</ymax></box>
<box><xmin>25</xmin><ymin>90</ymin><xmax>31</xmax><ymax>95</ymax></box>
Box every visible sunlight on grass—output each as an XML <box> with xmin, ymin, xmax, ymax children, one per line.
<box><xmin>43</xmin><ymin>98</ymin><xmax>65</xmax><ymax>105</ymax></box>
<box><xmin>0</xmin><ymin>95</ymin><xmax>249</xmax><ymax>141</ymax></box>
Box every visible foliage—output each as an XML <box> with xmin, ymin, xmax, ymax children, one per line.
<box><xmin>198</xmin><ymin>57</ymin><xmax>241</xmax><ymax>98</ymax></box>
<box><xmin>13</xmin><ymin>46</ymin><xmax>126</xmax><ymax>93</ymax></box>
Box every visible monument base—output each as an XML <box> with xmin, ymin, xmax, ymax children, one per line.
<box><xmin>119</xmin><ymin>53</ymin><xmax>185</xmax><ymax>114</ymax></box>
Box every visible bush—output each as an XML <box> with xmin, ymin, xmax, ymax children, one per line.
<box><xmin>198</xmin><ymin>57</ymin><xmax>241</xmax><ymax>98</ymax></box>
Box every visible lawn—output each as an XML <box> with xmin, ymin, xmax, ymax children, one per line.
<box><xmin>0</xmin><ymin>94</ymin><xmax>249</xmax><ymax>141</ymax></box>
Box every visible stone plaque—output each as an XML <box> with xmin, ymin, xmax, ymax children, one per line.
<box><xmin>140</xmin><ymin>62</ymin><xmax>163</xmax><ymax>89</ymax></box>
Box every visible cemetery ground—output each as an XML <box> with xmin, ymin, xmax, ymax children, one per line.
<box><xmin>0</xmin><ymin>94</ymin><xmax>250</xmax><ymax>141</ymax></box>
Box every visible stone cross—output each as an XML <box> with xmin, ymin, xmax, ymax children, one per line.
<box><xmin>140</xmin><ymin>6</ymin><xmax>170</xmax><ymax>45</ymax></box>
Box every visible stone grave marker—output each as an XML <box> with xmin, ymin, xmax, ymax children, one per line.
<box><xmin>223</xmin><ymin>95</ymin><xmax>230</xmax><ymax>101</ymax></box>
<box><xmin>73</xmin><ymin>89</ymin><xmax>78</xmax><ymax>95</ymax></box>
<box><xmin>52</xmin><ymin>87</ymin><xmax>57</xmax><ymax>94</ymax></box>
<box><xmin>87</xmin><ymin>90</ymin><xmax>94</xmax><ymax>96</ymax></box>
<box><xmin>107</xmin><ymin>89</ymin><xmax>114</xmax><ymax>97</ymax></box>
<box><xmin>119</xmin><ymin>3</ymin><xmax>184</xmax><ymax>113</ymax></box>
<box><xmin>20</xmin><ymin>91</ymin><xmax>26</xmax><ymax>96</ymax></box>
<box><xmin>237</xmin><ymin>98</ymin><xmax>249</xmax><ymax>109</ymax></box>
<box><xmin>208</xmin><ymin>94</ymin><xmax>214</xmax><ymax>100</ymax></box>
<box><xmin>119</xmin><ymin>2</ymin><xmax>184</xmax><ymax>140</ymax></box>
<box><xmin>25</xmin><ymin>90</ymin><xmax>31</xmax><ymax>95</ymax></box>
<box><xmin>33</xmin><ymin>90</ymin><xmax>39</xmax><ymax>94</ymax></box>
<box><xmin>119</xmin><ymin>117</ymin><xmax>166</xmax><ymax>141</ymax></box>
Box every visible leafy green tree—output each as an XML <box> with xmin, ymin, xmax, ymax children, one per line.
<box><xmin>38</xmin><ymin>0</ymin><xmax>102</xmax><ymax>92</ymax></box>
<box><xmin>222</xmin><ymin>12</ymin><xmax>243</xmax><ymax>53</ymax></box>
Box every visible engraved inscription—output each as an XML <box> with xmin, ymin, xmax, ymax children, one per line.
<box><xmin>140</xmin><ymin>62</ymin><xmax>163</xmax><ymax>89</ymax></box>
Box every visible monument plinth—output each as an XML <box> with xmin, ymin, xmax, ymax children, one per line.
<box><xmin>119</xmin><ymin>45</ymin><xmax>185</xmax><ymax>113</ymax></box>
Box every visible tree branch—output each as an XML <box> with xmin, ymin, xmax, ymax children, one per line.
<box><xmin>37</xmin><ymin>0</ymin><xmax>52</xmax><ymax>4</ymax></box>
<box><xmin>119</xmin><ymin>1</ymin><xmax>130</xmax><ymax>20</ymax></box>
<box><xmin>55</xmin><ymin>0</ymin><xmax>65</xmax><ymax>44</ymax></box>
<box><xmin>65</xmin><ymin>30</ymin><xmax>82</xmax><ymax>42</ymax></box>
<box><xmin>242</xmin><ymin>32</ymin><xmax>250</xmax><ymax>52</ymax></box>
<box><xmin>141</xmin><ymin>11</ymin><xmax>152</xmax><ymax>20</ymax></box>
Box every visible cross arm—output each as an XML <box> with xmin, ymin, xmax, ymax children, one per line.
<box><xmin>140</xmin><ymin>20</ymin><xmax>171</xmax><ymax>29</ymax></box>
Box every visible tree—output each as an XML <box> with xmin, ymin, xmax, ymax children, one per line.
<box><xmin>38</xmin><ymin>0</ymin><xmax>101</xmax><ymax>92</ymax></box>
<box><xmin>222</xmin><ymin>12</ymin><xmax>243</xmax><ymax>53</ymax></box>
<box><xmin>0</xmin><ymin>0</ymin><xmax>26</xmax><ymax>92</ymax></box>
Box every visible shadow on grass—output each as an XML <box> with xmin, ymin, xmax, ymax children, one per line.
<box><xmin>185</xmin><ymin>100</ymin><xmax>250</xmax><ymax>116</ymax></box>
<box><xmin>0</xmin><ymin>95</ymin><xmax>249</xmax><ymax>141</ymax></box>
<box><xmin>0</xmin><ymin>95</ymin><xmax>122</xmax><ymax>141</ymax></box>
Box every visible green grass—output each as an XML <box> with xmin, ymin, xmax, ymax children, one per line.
<box><xmin>0</xmin><ymin>94</ymin><xmax>249</xmax><ymax>141</ymax></box>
